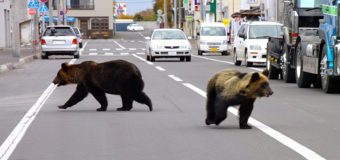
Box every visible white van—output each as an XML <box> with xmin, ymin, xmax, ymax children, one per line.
<box><xmin>233</xmin><ymin>21</ymin><xmax>283</xmax><ymax>67</ymax></box>
<box><xmin>197</xmin><ymin>23</ymin><xmax>229</xmax><ymax>56</ymax></box>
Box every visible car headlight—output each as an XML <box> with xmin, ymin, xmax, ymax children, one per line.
<box><xmin>180</xmin><ymin>45</ymin><xmax>190</xmax><ymax>49</ymax></box>
<box><xmin>249</xmin><ymin>45</ymin><xmax>262</xmax><ymax>50</ymax></box>
<box><xmin>200</xmin><ymin>40</ymin><xmax>206</xmax><ymax>45</ymax></box>
<box><xmin>152</xmin><ymin>45</ymin><xmax>163</xmax><ymax>49</ymax></box>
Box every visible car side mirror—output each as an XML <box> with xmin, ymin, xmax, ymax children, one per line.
<box><xmin>145</xmin><ymin>37</ymin><xmax>151</xmax><ymax>40</ymax></box>
<box><xmin>188</xmin><ymin>36</ymin><xmax>192</xmax><ymax>40</ymax></box>
<box><xmin>239</xmin><ymin>33</ymin><xmax>245</xmax><ymax>39</ymax></box>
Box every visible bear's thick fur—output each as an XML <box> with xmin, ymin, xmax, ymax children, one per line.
<box><xmin>205</xmin><ymin>69</ymin><xmax>273</xmax><ymax>129</ymax></box>
<box><xmin>53</xmin><ymin>60</ymin><xmax>152</xmax><ymax>111</ymax></box>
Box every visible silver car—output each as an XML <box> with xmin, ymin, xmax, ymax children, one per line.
<box><xmin>72</xmin><ymin>27</ymin><xmax>83</xmax><ymax>48</ymax></box>
<box><xmin>41</xmin><ymin>25</ymin><xmax>79</xmax><ymax>59</ymax></box>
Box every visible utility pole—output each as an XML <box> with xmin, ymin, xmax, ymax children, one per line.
<box><xmin>49</xmin><ymin>0</ymin><xmax>54</xmax><ymax>26</ymax></box>
<box><xmin>164</xmin><ymin>0</ymin><xmax>167</xmax><ymax>28</ymax></box>
<box><xmin>11</xmin><ymin>0</ymin><xmax>20</xmax><ymax>57</ymax></box>
<box><xmin>200</xmin><ymin>0</ymin><xmax>205</xmax><ymax>22</ymax></box>
<box><xmin>57</xmin><ymin>0</ymin><xmax>61</xmax><ymax>25</ymax></box>
<box><xmin>174</xmin><ymin>0</ymin><xmax>177</xmax><ymax>28</ymax></box>
<box><xmin>63</xmin><ymin>0</ymin><xmax>66</xmax><ymax>25</ymax></box>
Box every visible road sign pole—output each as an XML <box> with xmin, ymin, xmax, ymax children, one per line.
<box><xmin>164</xmin><ymin>0</ymin><xmax>167</xmax><ymax>28</ymax></box>
<box><xmin>11</xmin><ymin>0</ymin><xmax>20</xmax><ymax>57</ymax></box>
<box><xmin>174</xmin><ymin>0</ymin><xmax>177</xmax><ymax>29</ymax></box>
<box><xmin>49</xmin><ymin>0</ymin><xmax>53</xmax><ymax>26</ymax></box>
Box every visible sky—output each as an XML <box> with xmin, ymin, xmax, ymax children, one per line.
<box><xmin>116</xmin><ymin>0</ymin><xmax>154</xmax><ymax>15</ymax></box>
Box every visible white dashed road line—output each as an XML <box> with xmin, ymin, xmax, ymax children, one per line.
<box><xmin>104</xmin><ymin>53</ymin><xmax>114</xmax><ymax>56</ymax></box>
<box><xmin>89</xmin><ymin>48</ymin><xmax>97</xmax><ymax>51</ymax></box>
<box><xmin>136</xmin><ymin>52</ymin><xmax>145</xmax><ymax>55</ymax></box>
<box><xmin>129</xmin><ymin>48</ymin><xmax>136</xmax><ymax>51</ymax></box>
<box><xmin>132</xmin><ymin>53</ymin><xmax>326</xmax><ymax>160</ymax></box>
<box><xmin>113</xmin><ymin>40</ymin><xmax>126</xmax><ymax>50</ymax></box>
<box><xmin>120</xmin><ymin>53</ymin><xmax>129</xmax><ymax>55</ymax></box>
<box><xmin>0</xmin><ymin>59</ymin><xmax>78</xmax><ymax>160</ymax></box>
<box><xmin>103</xmin><ymin>48</ymin><xmax>110</xmax><ymax>51</ymax></box>
<box><xmin>116</xmin><ymin>48</ymin><xmax>124</xmax><ymax>51</ymax></box>
<box><xmin>79</xmin><ymin>41</ymin><xmax>88</xmax><ymax>55</ymax></box>
<box><xmin>89</xmin><ymin>53</ymin><xmax>98</xmax><ymax>56</ymax></box>
<box><xmin>155</xmin><ymin>66</ymin><xmax>165</xmax><ymax>71</ymax></box>
<box><xmin>168</xmin><ymin>75</ymin><xmax>183</xmax><ymax>82</ymax></box>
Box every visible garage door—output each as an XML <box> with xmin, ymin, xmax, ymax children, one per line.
<box><xmin>115</xmin><ymin>23</ymin><xmax>132</xmax><ymax>31</ymax></box>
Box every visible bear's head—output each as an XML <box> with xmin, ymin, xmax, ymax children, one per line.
<box><xmin>239</xmin><ymin>70</ymin><xmax>273</xmax><ymax>98</ymax></box>
<box><xmin>53</xmin><ymin>62</ymin><xmax>76</xmax><ymax>87</ymax></box>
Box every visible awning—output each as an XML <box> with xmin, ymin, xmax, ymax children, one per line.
<box><xmin>44</xmin><ymin>16</ymin><xmax>76</xmax><ymax>22</ymax></box>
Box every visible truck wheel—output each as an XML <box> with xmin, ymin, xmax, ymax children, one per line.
<box><xmin>266</xmin><ymin>55</ymin><xmax>279</xmax><ymax>79</ymax></box>
<box><xmin>320</xmin><ymin>45</ymin><xmax>340</xmax><ymax>93</ymax></box>
<box><xmin>233</xmin><ymin>49</ymin><xmax>241</xmax><ymax>66</ymax></box>
<box><xmin>245</xmin><ymin>51</ymin><xmax>253</xmax><ymax>67</ymax></box>
<box><xmin>281</xmin><ymin>43</ymin><xmax>295</xmax><ymax>83</ymax></box>
<box><xmin>198</xmin><ymin>50</ymin><xmax>203</xmax><ymax>56</ymax></box>
<box><xmin>295</xmin><ymin>42</ymin><xmax>312</xmax><ymax>88</ymax></box>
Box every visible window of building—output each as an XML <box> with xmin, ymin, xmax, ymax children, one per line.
<box><xmin>91</xmin><ymin>18</ymin><xmax>109</xmax><ymax>33</ymax></box>
<box><xmin>47</xmin><ymin>0</ymin><xmax>94</xmax><ymax>10</ymax></box>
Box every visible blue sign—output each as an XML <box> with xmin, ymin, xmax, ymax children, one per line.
<box><xmin>39</xmin><ymin>3</ymin><xmax>48</xmax><ymax>13</ymax></box>
<box><xmin>44</xmin><ymin>16</ymin><xmax>76</xmax><ymax>22</ymax></box>
<box><xmin>28</xmin><ymin>0</ymin><xmax>39</xmax><ymax>9</ymax></box>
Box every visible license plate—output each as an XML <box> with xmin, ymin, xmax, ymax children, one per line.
<box><xmin>210</xmin><ymin>48</ymin><xmax>218</xmax><ymax>52</ymax></box>
<box><xmin>53</xmin><ymin>41</ymin><xmax>65</xmax><ymax>44</ymax></box>
<box><xmin>168</xmin><ymin>51</ymin><xmax>176</xmax><ymax>55</ymax></box>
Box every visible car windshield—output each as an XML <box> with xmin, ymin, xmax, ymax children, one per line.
<box><xmin>249</xmin><ymin>25</ymin><xmax>282</xmax><ymax>39</ymax></box>
<box><xmin>297</xmin><ymin>0</ymin><xmax>322</xmax><ymax>8</ymax></box>
<box><xmin>152</xmin><ymin>30</ymin><xmax>186</xmax><ymax>40</ymax></box>
<box><xmin>44</xmin><ymin>27</ymin><xmax>75</xmax><ymax>36</ymax></box>
<box><xmin>201</xmin><ymin>27</ymin><xmax>226</xmax><ymax>36</ymax></box>
<box><xmin>73</xmin><ymin>28</ymin><xmax>80</xmax><ymax>34</ymax></box>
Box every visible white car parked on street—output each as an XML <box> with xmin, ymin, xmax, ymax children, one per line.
<box><xmin>233</xmin><ymin>21</ymin><xmax>283</xmax><ymax>67</ymax></box>
<box><xmin>127</xmin><ymin>24</ymin><xmax>144</xmax><ymax>31</ymax></box>
<box><xmin>197</xmin><ymin>23</ymin><xmax>229</xmax><ymax>56</ymax></box>
<box><xmin>145</xmin><ymin>29</ymin><xmax>192</xmax><ymax>62</ymax></box>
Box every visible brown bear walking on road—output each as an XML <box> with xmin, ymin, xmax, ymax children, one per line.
<box><xmin>205</xmin><ymin>69</ymin><xmax>273</xmax><ymax>129</ymax></box>
<box><xmin>53</xmin><ymin>60</ymin><xmax>152</xmax><ymax>112</ymax></box>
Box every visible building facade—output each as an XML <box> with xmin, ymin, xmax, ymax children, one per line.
<box><xmin>0</xmin><ymin>0</ymin><xmax>32</xmax><ymax>48</ymax></box>
<box><xmin>47</xmin><ymin>0</ymin><xmax>114</xmax><ymax>39</ymax></box>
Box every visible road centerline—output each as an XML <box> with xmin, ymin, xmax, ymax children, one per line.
<box><xmin>0</xmin><ymin>59</ymin><xmax>77</xmax><ymax>160</ymax></box>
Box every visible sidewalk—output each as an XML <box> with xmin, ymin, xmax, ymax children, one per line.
<box><xmin>0</xmin><ymin>47</ymin><xmax>39</xmax><ymax>74</ymax></box>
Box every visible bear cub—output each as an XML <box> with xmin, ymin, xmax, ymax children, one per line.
<box><xmin>205</xmin><ymin>69</ymin><xmax>273</xmax><ymax>129</ymax></box>
<box><xmin>53</xmin><ymin>60</ymin><xmax>152</xmax><ymax>112</ymax></box>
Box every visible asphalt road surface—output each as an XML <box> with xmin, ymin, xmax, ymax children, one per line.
<box><xmin>0</xmin><ymin>30</ymin><xmax>340</xmax><ymax>160</ymax></box>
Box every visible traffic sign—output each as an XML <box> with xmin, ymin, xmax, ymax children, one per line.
<box><xmin>28</xmin><ymin>8</ymin><xmax>36</xmax><ymax>15</ymax></box>
<box><xmin>28</xmin><ymin>0</ymin><xmax>39</xmax><ymax>9</ymax></box>
<box><xmin>41</xmin><ymin>0</ymin><xmax>48</xmax><ymax>2</ymax></box>
<box><xmin>39</xmin><ymin>2</ymin><xmax>48</xmax><ymax>13</ymax></box>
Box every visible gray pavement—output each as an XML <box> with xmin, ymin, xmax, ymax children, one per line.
<box><xmin>0</xmin><ymin>47</ymin><xmax>39</xmax><ymax>74</ymax></box>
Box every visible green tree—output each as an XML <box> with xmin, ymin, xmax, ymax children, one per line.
<box><xmin>134</xmin><ymin>14</ymin><xmax>144</xmax><ymax>21</ymax></box>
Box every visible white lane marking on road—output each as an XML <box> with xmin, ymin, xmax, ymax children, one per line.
<box><xmin>130</xmin><ymin>40</ymin><xmax>135</xmax><ymax>42</ymax></box>
<box><xmin>141</xmin><ymin>48</ymin><xmax>146</xmax><ymax>51</ymax></box>
<box><xmin>132</xmin><ymin>54</ymin><xmax>153</xmax><ymax>65</ymax></box>
<box><xmin>89</xmin><ymin>53</ymin><xmax>98</xmax><ymax>56</ymax></box>
<box><xmin>89</xmin><ymin>48</ymin><xmax>97</xmax><ymax>51</ymax></box>
<box><xmin>168</xmin><ymin>75</ymin><xmax>183</xmax><ymax>82</ymax></box>
<box><xmin>181</xmin><ymin>82</ymin><xmax>326</xmax><ymax>160</ymax></box>
<box><xmin>113</xmin><ymin>40</ymin><xmax>126</xmax><ymax>49</ymax></box>
<box><xmin>120</xmin><ymin>53</ymin><xmax>129</xmax><ymax>55</ymax></box>
<box><xmin>116</xmin><ymin>48</ymin><xmax>124</xmax><ymax>51</ymax></box>
<box><xmin>136</xmin><ymin>52</ymin><xmax>145</xmax><ymax>55</ymax></box>
<box><xmin>192</xmin><ymin>55</ymin><xmax>263</xmax><ymax>72</ymax></box>
<box><xmin>104</xmin><ymin>53</ymin><xmax>114</xmax><ymax>56</ymax></box>
<box><xmin>155</xmin><ymin>66</ymin><xmax>165</xmax><ymax>71</ymax></box>
<box><xmin>79</xmin><ymin>41</ymin><xmax>88</xmax><ymax>55</ymax></box>
<box><xmin>138</xmin><ymin>32</ymin><xmax>144</xmax><ymax>38</ymax></box>
<box><xmin>103</xmin><ymin>48</ymin><xmax>110</xmax><ymax>51</ymax></box>
<box><xmin>0</xmin><ymin>59</ymin><xmax>78</xmax><ymax>160</ymax></box>
<box><xmin>129</xmin><ymin>48</ymin><xmax>136</xmax><ymax>51</ymax></box>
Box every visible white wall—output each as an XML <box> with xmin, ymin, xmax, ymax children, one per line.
<box><xmin>0</xmin><ymin>0</ymin><xmax>11</xmax><ymax>48</ymax></box>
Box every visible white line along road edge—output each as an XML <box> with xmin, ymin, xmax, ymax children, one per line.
<box><xmin>182</xmin><ymin>83</ymin><xmax>326</xmax><ymax>160</ymax></box>
<box><xmin>113</xmin><ymin>40</ymin><xmax>126</xmax><ymax>50</ymax></box>
<box><xmin>0</xmin><ymin>59</ymin><xmax>78</xmax><ymax>160</ymax></box>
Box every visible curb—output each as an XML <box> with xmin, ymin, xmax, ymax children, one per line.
<box><xmin>0</xmin><ymin>54</ymin><xmax>39</xmax><ymax>75</ymax></box>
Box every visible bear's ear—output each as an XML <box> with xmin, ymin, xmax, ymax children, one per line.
<box><xmin>250</xmin><ymin>72</ymin><xmax>260</xmax><ymax>83</ymax></box>
<box><xmin>61</xmin><ymin>62</ymin><xmax>68</xmax><ymax>72</ymax></box>
<box><xmin>262</xmin><ymin>69</ymin><xmax>269</xmax><ymax>77</ymax></box>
